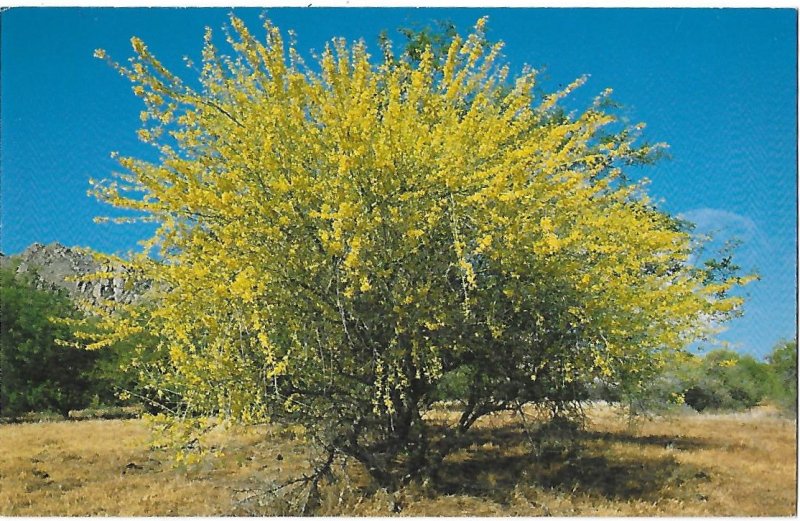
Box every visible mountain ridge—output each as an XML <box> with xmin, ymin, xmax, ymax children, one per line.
<box><xmin>1</xmin><ymin>242</ymin><xmax>144</xmax><ymax>306</ymax></box>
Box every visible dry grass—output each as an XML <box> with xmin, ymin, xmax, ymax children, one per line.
<box><xmin>0</xmin><ymin>405</ymin><xmax>795</xmax><ymax>516</ymax></box>
<box><xmin>0</xmin><ymin>419</ymin><xmax>312</xmax><ymax>516</ymax></box>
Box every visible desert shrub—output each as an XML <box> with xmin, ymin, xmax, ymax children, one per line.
<box><xmin>682</xmin><ymin>383</ymin><xmax>730</xmax><ymax>412</ymax></box>
<box><xmin>635</xmin><ymin>348</ymin><xmax>780</xmax><ymax>413</ymax></box>
<box><xmin>613</xmin><ymin>348</ymin><xmax>781</xmax><ymax>414</ymax></box>
<box><xmin>766</xmin><ymin>339</ymin><xmax>797</xmax><ymax>416</ymax></box>
<box><xmin>685</xmin><ymin>350</ymin><xmax>774</xmax><ymax>412</ymax></box>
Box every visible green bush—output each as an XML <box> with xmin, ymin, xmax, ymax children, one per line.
<box><xmin>0</xmin><ymin>266</ymin><xmax>146</xmax><ymax>418</ymax></box>
<box><xmin>431</xmin><ymin>365</ymin><xmax>473</xmax><ymax>402</ymax></box>
<box><xmin>0</xmin><ymin>267</ymin><xmax>99</xmax><ymax>417</ymax></box>
<box><xmin>766</xmin><ymin>339</ymin><xmax>797</xmax><ymax>416</ymax></box>
<box><xmin>682</xmin><ymin>350</ymin><xmax>774</xmax><ymax>412</ymax></box>
<box><xmin>619</xmin><ymin>347</ymin><xmax>790</xmax><ymax>415</ymax></box>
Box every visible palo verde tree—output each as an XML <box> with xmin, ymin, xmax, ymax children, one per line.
<box><xmin>87</xmin><ymin>16</ymin><xmax>751</xmax><ymax>494</ymax></box>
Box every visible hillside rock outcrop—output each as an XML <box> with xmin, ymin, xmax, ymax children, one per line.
<box><xmin>2</xmin><ymin>242</ymin><xmax>145</xmax><ymax>306</ymax></box>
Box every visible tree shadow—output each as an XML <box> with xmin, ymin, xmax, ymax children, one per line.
<box><xmin>580</xmin><ymin>430</ymin><xmax>720</xmax><ymax>452</ymax></box>
<box><xmin>432</xmin><ymin>423</ymin><xmax>714</xmax><ymax>505</ymax></box>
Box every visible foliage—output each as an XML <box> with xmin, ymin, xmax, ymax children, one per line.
<box><xmin>0</xmin><ymin>264</ymin><xmax>155</xmax><ymax>417</ymax></box>
<box><xmin>81</xmin><ymin>312</ymin><xmax>165</xmax><ymax>412</ymax></box>
<box><xmin>88</xmin><ymin>16</ymin><xmax>751</xmax><ymax>495</ymax></box>
<box><xmin>682</xmin><ymin>349</ymin><xmax>774</xmax><ymax>412</ymax></box>
<box><xmin>766</xmin><ymin>338</ymin><xmax>797</xmax><ymax>416</ymax></box>
<box><xmin>383</xmin><ymin>20</ymin><xmax>459</xmax><ymax>68</ymax></box>
<box><xmin>617</xmin><ymin>342</ymin><xmax>796</xmax><ymax>415</ymax></box>
<box><xmin>0</xmin><ymin>267</ymin><xmax>98</xmax><ymax>417</ymax></box>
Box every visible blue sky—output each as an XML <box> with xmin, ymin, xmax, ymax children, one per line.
<box><xmin>1</xmin><ymin>8</ymin><xmax>796</xmax><ymax>358</ymax></box>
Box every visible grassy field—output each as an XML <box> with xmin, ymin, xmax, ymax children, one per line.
<box><xmin>0</xmin><ymin>404</ymin><xmax>796</xmax><ymax>516</ymax></box>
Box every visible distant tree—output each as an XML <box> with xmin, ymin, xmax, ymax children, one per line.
<box><xmin>683</xmin><ymin>350</ymin><xmax>763</xmax><ymax>411</ymax></box>
<box><xmin>88</xmin><ymin>16</ymin><xmax>751</xmax><ymax>499</ymax></box>
<box><xmin>0</xmin><ymin>267</ymin><xmax>98</xmax><ymax>417</ymax></box>
<box><xmin>647</xmin><ymin>347</ymin><xmax>787</xmax><ymax>413</ymax></box>
<box><xmin>766</xmin><ymin>339</ymin><xmax>797</xmax><ymax>416</ymax></box>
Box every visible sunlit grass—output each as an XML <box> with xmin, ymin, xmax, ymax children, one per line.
<box><xmin>0</xmin><ymin>404</ymin><xmax>795</xmax><ymax>516</ymax></box>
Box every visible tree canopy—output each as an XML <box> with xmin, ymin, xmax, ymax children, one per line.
<box><xmin>0</xmin><ymin>267</ymin><xmax>96</xmax><ymax>417</ymax></box>
<box><xmin>767</xmin><ymin>339</ymin><xmax>797</xmax><ymax>415</ymax></box>
<box><xmin>86</xmin><ymin>16</ymin><xmax>751</xmax><ymax>492</ymax></box>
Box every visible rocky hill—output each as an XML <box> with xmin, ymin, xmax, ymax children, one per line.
<box><xmin>1</xmin><ymin>242</ymin><xmax>144</xmax><ymax>306</ymax></box>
